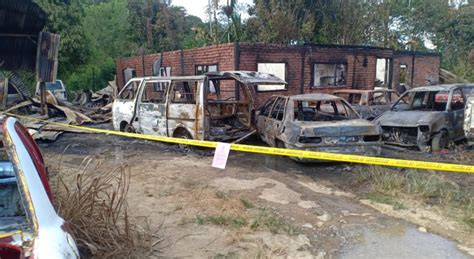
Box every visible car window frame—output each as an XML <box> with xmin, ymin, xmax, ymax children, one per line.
<box><xmin>259</xmin><ymin>96</ymin><xmax>278</xmax><ymax>117</ymax></box>
<box><xmin>269</xmin><ymin>97</ymin><xmax>287</xmax><ymax>121</ymax></box>
<box><xmin>139</xmin><ymin>79</ymin><xmax>171</xmax><ymax>104</ymax></box>
<box><xmin>448</xmin><ymin>87</ymin><xmax>466</xmax><ymax>111</ymax></box>
<box><xmin>117</xmin><ymin>79</ymin><xmax>142</xmax><ymax>101</ymax></box>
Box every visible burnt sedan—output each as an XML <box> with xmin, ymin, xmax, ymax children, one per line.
<box><xmin>374</xmin><ymin>84</ymin><xmax>474</xmax><ymax>151</ymax></box>
<box><xmin>333</xmin><ymin>89</ymin><xmax>399</xmax><ymax>120</ymax></box>
<box><xmin>255</xmin><ymin>94</ymin><xmax>382</xmax><ymax>160</ymax></box>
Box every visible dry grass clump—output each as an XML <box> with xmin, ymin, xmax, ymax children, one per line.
<box><xmin>53</xmin><ymin>157</ymin><xmax>153</xmax><ymax>258</ymax></box>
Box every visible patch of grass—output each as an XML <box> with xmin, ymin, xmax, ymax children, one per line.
<box><xmin>250</xmin><ymin>209</ymin><xmax>301</xmax><ymax>236</ymax></box>
<box><xmin>159</xmin><ymin>186</ymin><xmax>175</xmax><ymax>197</ymax></box>
<box><xmin>196</xmin><ymin>215</ymin><xmax>248</xmax><ymax>229</ymax></box>
<box><xmin>215</xmin><ymin>190</ymin><xmax>230</xmax><ymax>200</ymax></box>
<box><xmin>195</xmin><ymin>209</ymin><xmax>301</xmax><ymax>235</ymax></box>
<box><xmin>355</xmin><ymin>165</ymin><xmax>473</xmax><ymax>228</ymax></box>
<box><xmin>355</xmin><ymin>166</ymin><xmax>405</xmax><ymax>193</ymax></box>
<box><xmin>463</xmin><ymin>202</ymin><xmax>474</xmax><ymax>228</ymax></box>
<box><xmin>240</xmin><ymin>197</ymin><xmax>254</xmax><ymax>209</ymax></box>
<box><xmin>365</xmin><ymin>192</ymin><xmax>407</xmax><ymax>210</ymax></box>
<box><xmin>214</xmin><ymin>251</ymin><xmax>239</xmax><ymax>259</ymax></box>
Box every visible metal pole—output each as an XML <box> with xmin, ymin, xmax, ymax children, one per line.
<box><xmin>40</xmin><ymin>81</ymin><xmax>47</xmax><ymax>116</ymax></box>
<box><xmin>208</xmin><ymin>0</ymin><xmax>213</xmax><ymax>38</ymax></box>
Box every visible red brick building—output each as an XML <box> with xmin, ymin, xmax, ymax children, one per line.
<box><xmin>116</xmin><ymin>43</ymin><xmax>440</xmax><ymax>106</ymax></box>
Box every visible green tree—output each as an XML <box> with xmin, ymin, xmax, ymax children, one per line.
<box><xmin>33</xmin><ymin>0</ymin><xmax>91</xmax><ymax>77</ymax></box>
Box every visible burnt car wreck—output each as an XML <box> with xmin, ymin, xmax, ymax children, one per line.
<box><xmin>332</xmin><ymin>89</ymin><xmax>399</xmax><ymax>120</ymax></box>
<box><xmin>375</xmin><ymin>84</ymin><xmax>474</xmax><ymax>151</ymax></box>
<box><xmin>112</xmin><ymin>71</ymin><xmax>286</xmax><ymax>142</ymax></box>
<box><xmin>255</xmin><ymin>93</ymin><xmax>382</xmax><ymax>161</ymax></box>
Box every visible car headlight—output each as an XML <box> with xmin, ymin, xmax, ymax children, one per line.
<box><xmin>419</xmin><ymin>125</ymin><xmax>430</xmax><ymax>133</ymax></box>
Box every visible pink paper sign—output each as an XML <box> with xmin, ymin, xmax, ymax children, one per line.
<box><xmin>212</xmin><ymin>142</ymin><xmax>231</xmax><ymax>169</ymax></box>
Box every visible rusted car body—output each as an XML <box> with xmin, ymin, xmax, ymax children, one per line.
<box><xmin>0</xmin><ymin>116</ymin><xmax>79</xmax><ymax>258</ymax></box>
<box><xmin>374</xmin><ymin>84</ymin><xmax>474</xmax><ymax>151</ymax></box>
<box><xmin>255</xmin><ymin>94</ymin><xmax>382</xmax><ymax>160</ymax></box>
<box><xmin>333</xmin><ymin>89</ymin><xmax>399</xmax><ymax>120</ymax></box>
<box><xmin>112</xmin><ymin>71</ymin><xmax>286</xmax><ymax>142</ymax></box>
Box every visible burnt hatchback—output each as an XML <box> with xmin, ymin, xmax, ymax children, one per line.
<box><xmin>374</xmin><ymin>84</ymin><xmax>474</xmax><ymax>151</ymax></box>
<box><xmin>333</xmin><ymin>89</ymin><xmax>399</xmax><ymax>120</ymax></box>
<box><xmin>256</xmin><ymin>94</ymin><xmax>382</xmax><ymax>160</ymax></box>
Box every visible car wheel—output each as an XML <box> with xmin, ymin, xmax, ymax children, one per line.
<box><xmin>276</xmin><ymin>139</ymin><xmax>286</xmax><ymax>149</ymax></box>
<box><xmin>174</xmin><ymin>130</ymin><xmax>193</xmax><ymax>149</ymax></box>
<box><xmin>123</xmin><ymin>124</ymin><xmax>135</xmax><ymax>133</ymax></box>
<box><xmin>431</xmin><ymin>131</ymin><xmax>447</xmax><ymax>151</ymax></box>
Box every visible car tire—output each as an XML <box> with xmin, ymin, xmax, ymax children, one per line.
<box><xmin>123</xmin><ymin>124</ymin><xmax>135</xmax><ymax>133</ymax></box>
<box><xmin>276</xmin><ymin>139</ymin><xmax>286</xmax><ymax>149</ymax></box>
<box><xmin>431</xmin><ymin>131</ymin><xmax>447</xmax><ymax>152</ymax></box>
<box><xmin>174</xmin><ymin>129</ymin><xmax>193</xmax><ymax>149</ymax></box>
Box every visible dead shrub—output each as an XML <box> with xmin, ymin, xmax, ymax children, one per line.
<box><xmin>53</xmin><ymin>156</ymin><xmax>153</xmax><ymax>258</ymax></box>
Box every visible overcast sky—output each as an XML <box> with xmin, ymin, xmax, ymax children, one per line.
<box><xmin>171</xmin><ymin>0</ymin><xmax>253</xmax><ymax>21</ymax></box>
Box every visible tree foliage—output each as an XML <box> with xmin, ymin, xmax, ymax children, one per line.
<box><xmin>34</xmin><ymin>0</ymin><xmax>474</xmax><ymax>91</ymax></box>
<box><xmin>33</xmin><ymin>0</ymin><xmax>91</xmax><ymax>76</ymax></box>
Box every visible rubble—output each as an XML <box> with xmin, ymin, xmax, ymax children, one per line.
<box><xmin>3</xmin><ymin>80</ymin><xmax>116</xmax><ymax>141</ymax></box>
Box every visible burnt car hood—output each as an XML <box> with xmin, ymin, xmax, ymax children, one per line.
<box><xmin>294</xmin><ymin>119</ymin><xmax>380</xmax><ymax>137</ymax></box>
<box><xmin>375</xmin><ymin>111</ymin><xmax>443</xmax><ymax>127</ymax></box>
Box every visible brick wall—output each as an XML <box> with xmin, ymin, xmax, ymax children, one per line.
<box><xmin>115</xmin><ymin>43</ymin><xmax>235</xmax><ymax>88</ymax></box>
<box><xmin>393</xmin><ymin>52</ymin><xmax>440</xmax><ymax>93</ymax></box>
<box><xmin>238</xmin><ymin>43</ymin><xmax>395</xmax><ymax>106</ymax></box>
<box><xmin>115</xmin><ymin>43</ymin><xmax>440</xmax><ymax>107</ymax></box>
<box><xmin>238</xmin><ymin>44</ymin><xmax>303</xmax><ymax>106</ymax></box>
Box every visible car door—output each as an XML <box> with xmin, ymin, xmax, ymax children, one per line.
<box><xmin>112</xmin><ymin>79</ymin><xmax>142</xmax><ymax>131</ymax></box>
<box><xmin>256</xmin><ymin>96</ymin><xmax>277</xmax><ymax>144</ymax></box>
<box><xmin>167</xmin><ymin>79</ymin><xmax>203</xmax><ymax>139</ymax></box>
<box><xmin>136</xmin><ymin>80</ymin><xmax>170</xmax><ymax>135</ymax></box>
<box><xmin>449</xmin><ymin>88</ymin><xmax>466</xmax><ymax>139</ymax></box>
<box><xmin>264</xmin><ymin>97</ymin><xmax>287</xmax><ymax>147</ymax></box>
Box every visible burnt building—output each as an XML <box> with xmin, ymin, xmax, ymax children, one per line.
<box><xmin>116</xmin><ymin>43</ymin><xmax>440</xmax><ymax>107</ymax></box>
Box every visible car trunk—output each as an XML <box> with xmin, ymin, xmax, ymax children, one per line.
<box><xmin>299</xmin><ymin>119</ymin><xmax>381</xmax><ymax>139</ymax></box>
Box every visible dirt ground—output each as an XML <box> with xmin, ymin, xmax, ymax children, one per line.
<box><xmin>40</xmin><ymin>133</ymin><xmax>474</xmax><ymax>258</ymax></box>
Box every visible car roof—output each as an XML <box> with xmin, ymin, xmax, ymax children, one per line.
<box><xmin>133</xmin><ymin>71</ymin><xmax>287</xmax><ymax>84</ymax></box>
<box><xmin>333</xmin><ymin>89</ymin><xmax>395</xmax><ymax>94</ymax></box>
<box><xmin>275</xmin><ymin>93</ymin><xmax>343</xmax><ymax>101</ymax></box>
<box><xmin>408</xmin><ymin>84</ymin><xmax>474</xmax><ymax>92</ymax></box>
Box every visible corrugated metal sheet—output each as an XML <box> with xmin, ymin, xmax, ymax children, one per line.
<box><xmin>0</xmin><ymin>0</ymin><xmax>47</xmax><ymax>71</ymax></box>
<box><xmin>0</xmin><ymin>0</ymin><xmax>46</xmax><ymax>33</ymax></box>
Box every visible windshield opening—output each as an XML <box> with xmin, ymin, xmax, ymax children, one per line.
<box><xmin>45</xmin><ymin>81</ymin><xmax>63</xmax><ymax>91</ymax></box>
<box><xmin>294</xmin><ymin>99</ymin><xmax>358</xmax><ymax>122</ymax></box>
<box><xmin>393</xmin><ymin>90</ymin><xmax>448</xmax><ymax>111</ymax></box>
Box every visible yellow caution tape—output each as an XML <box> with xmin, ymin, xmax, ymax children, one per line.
<box><xmin>5</xmin><ymin>112</ymin><xmax>474</xmax><ymax>174</ymax></box>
